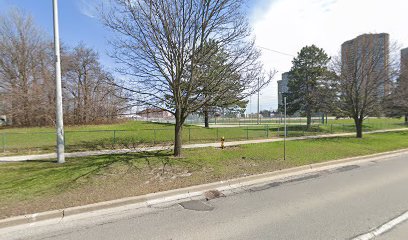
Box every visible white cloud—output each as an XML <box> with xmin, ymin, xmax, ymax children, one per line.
<box><xmin>77</xmin><ymin>0</ymin><xmax>97</xmax><ymax>18</ymax></box>
<box><xmin>249</xmin><ymin>0</ymin><xmax>408</xmax><ymax>111</ymax></box>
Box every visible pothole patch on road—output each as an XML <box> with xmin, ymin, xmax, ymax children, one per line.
<box><xmin>285</xmin><ymin>174</ymin><xmax>321</xmax><ymax>183</ymax></box>
<box><xmin>179</xmin><ymin>200</ymin><xmax>214</xmax><ymax>211</ymax></box>
<box><xmin>335</xmin><ymin>165</ymin><xmax>360</xmax><ymax>172</ymax></box>
<box><xmin>250</xmin><ymin>182</ymin><xmax>281</xmax><ymax>192</ymax></box>
<box><xmin>249</xmin><ymin>174</ymin><xmax>321</xmax><ymax>192</ymax></box>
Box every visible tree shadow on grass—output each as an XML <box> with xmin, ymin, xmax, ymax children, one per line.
<box><xmin>66</xmin><ymin>150</ymin><xmax>175</xmax><ymax>184</ymax></box>
<box><xmin>5</xmin><ymin>150</ymin><xmax>180</xmax><ymax>197</ymax></box>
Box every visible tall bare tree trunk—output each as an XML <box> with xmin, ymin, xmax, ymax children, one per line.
<box><xmin>174</xmin><ymin>110</ymin><xmax>183</xmax><ymax>157</ymax></box>
<box><xmin>22</xmin><ymin>82</ymin><xmax>30</xmax><ymax>126</ymax></box>
<box><xmin>354</xmin><ymin>117</ymin><xmax>363</xmax><ymax>138</ymax></box>
<box><xmin>204</xmin><ymin>108</ymin><xmax>209</xmax><ymax>128</ymax></box>
<box><xmin>306</xmin><ymin>111</ymin><xmax>312</xmax><ymax>130</ymax></box>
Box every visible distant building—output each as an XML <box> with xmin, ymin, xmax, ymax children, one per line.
<box><xmin>401</xmin><ymin>47</ymin><xmax>408</xmax><ymax>83</ymax></box>
<box><xmin>341</xmin><ymin>33</ymin><xmax>391</xmax><ymax>96</ymax></box>
<box><xmin>0</xmin><ymin>115</ymin><xmax>6</xmax><ymax>126</ymax></box>
<box><xmin>136</xmin><ymin>108</ymin><xmax>173</xmax><ymax>119</ymax></box>
<box><xmin>277</xmin><ymin>72</ymin><xmax>290</xmax><ymax>106</ymax></box>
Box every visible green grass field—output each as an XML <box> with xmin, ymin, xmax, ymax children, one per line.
<box><xmin>1</xmin><ymin>131</ymin><xmax>407</xmax><ymax>219</ymax></box>
<box><xmin>0</xmin><ymin>118</ymin><xmax>406</xmax><ymax>156</ymax></box>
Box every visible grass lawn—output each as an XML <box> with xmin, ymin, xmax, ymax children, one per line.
<box><xmin>1</xmin><ymin>131</ymin><xmax>408</xmax><ymax>219</ymax></box>
<box><xmin>0</xmin><ymin>118</ymin><xmax>406</xmax><ymax>156</ymax></box>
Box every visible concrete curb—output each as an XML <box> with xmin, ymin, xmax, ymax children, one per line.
<box><xmin>1</xmin><ymin>148</ymin><xmax>407</xmax><ymax>229</ymax></box>
<box><xmin>1</xmin><ymin>128</ymin><xmax>407</xmax><ymax>162</ymax></box>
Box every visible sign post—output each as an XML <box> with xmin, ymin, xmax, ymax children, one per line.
<box><xmin>284</xmin><ymin>96</ymin><xmax>287</xmax><ymax>161</ymax></box>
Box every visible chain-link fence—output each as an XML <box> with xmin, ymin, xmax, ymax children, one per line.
<box><xmin>183</xmin><ymin>116</ymin><xmax>330</xmax><ymax>125</ymax></box>
<box><xmin>1</xmin><ymin>121</ymin><xmax>405</xmax><ymax>156</ymax></box>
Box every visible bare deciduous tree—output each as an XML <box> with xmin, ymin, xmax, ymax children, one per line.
<box><xmin>0</xmin><ymin>10</ymin><xmax>127</xmax><ymax>127</ymax></box>
<box><xmin>62</xmin><ymin>44</ymin><xmax>127</xmax><ymax>124</ymax></box>
<box><xmin>102</xmin><ymin>0</ymin><xmax>272</xmax><ymax>156</ymax></box>
<box><xmin>0</xmin><ymin>9</ymin><xmax>55</xmax><ymax>126</ymax></box>
<box><xmin>332</xmin><ymin>34</ymin><xmax>398</xmax><ymax>138</ymax></box>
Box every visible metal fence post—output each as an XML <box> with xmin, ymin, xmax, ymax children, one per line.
<box><xmin>246</xmin><ymin>126</ymin><xmax>249</xmax><ymax>139</ymax></box>
<box><xmin>266</xmin><ymin>125</ymin><xmax>269</xmax><ymax>138</ymax></box>
<box><xmin>64</xmin><ymin>131</ymin><xmax>66</xmax><ymax>149</ymax></box>
<box><xmin>153</xmin><ymin>129</ymin><xmax>156</xmax><ymax>145</ymax></box>
<box><xmin>113</xmin><ymin>130</ymin><xmax>116</xmax><ymax>148</ymax></box>
<box><xmin>330</xmin><ymin>124</ymin><xmax>333</xmax><ymax>134</ymax></box>
<box><xmin>189</xmin><ymin>128</ymin><xmax>191</xmax><ymax>143</ymax></box>
<box><xmin>216</xmin><ymin>128</ymin><xmax>219</xmax><ymax>140</ymax></box>
<box><xmin>2</xmin><ymin>132</ymin><xmax>5</xmax><ymax>153</ymax></box>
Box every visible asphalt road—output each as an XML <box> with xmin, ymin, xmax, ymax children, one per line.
<box><xmin>376</xmin><ymin>219</ymin><xmax>408</xmax><ymax>239</ymax></box>
<box><xmin>2</xmin><ymin>152</ymin><xmax>408</xmax><ymax>240</ymax></box>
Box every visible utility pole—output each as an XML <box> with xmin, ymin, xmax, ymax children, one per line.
<box><xmin>257</xmin><ymin>78</ymin><xmax>260</xmax><ymax>125</ymax></box>
<box><xmin>284</xmin><ymin>96</ymin><xmax>287</xmax><ymax>161</ymax></box>
<box><xmin>53</xmin><ymin>0</ymin><xmax>65</xmax><ymax>163</ymax></box>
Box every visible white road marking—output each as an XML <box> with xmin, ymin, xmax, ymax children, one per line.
<box><xmin>352</xmin><ymin>210</ymin><xmax>408</xmax><ymax>240</ymax></box>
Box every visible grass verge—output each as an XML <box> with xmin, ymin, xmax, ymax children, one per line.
<box><xmin>0</xmin><ymin>131</ymin><xmax>408</xmax><ymax>219</ymax></box>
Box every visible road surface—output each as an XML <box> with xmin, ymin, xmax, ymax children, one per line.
<box><xmin>376</xmin><ymin>220</ymin><xmax>408</xmax><ymax>239</ymax></box>
<box><xmin>2</xmin><ymin>152</ymin><xmax>408</xmax><ymax>240</ymax></box>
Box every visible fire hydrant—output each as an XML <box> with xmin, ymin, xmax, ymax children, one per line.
<box><xmin>221</xmin><ymin>136</ymin><xmax>225</xmax><ymax>149</ymax></box>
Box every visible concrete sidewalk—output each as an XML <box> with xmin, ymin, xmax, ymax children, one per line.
<box><xmin>0</xmin><ymin>128</ymin><xmax>407</xmax><ymax>162</ymax></box>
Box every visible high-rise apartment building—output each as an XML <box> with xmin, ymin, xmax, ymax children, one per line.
<box><xmin>277</xmin><ymin>72</ymin><xmax>290</xmax><ymax>106</ymax></box>
<box><xmin>341</xmin><ymin>33</ymin><xmax>390</xmax><ymax>96</ymax></box>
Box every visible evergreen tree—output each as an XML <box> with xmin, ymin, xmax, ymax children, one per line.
<box><xmin>194</xmin><ymin>40</ymin><xmax>249</xmax><ymax>128</ymax></box>
<box><xmin>286</xmin><ymin>45</ymin><xmax>332</xmax><ymax>129</ymax></box>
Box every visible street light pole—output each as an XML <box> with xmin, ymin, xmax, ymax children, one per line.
<box><xmin>257</xmin><ymin>78</ymin><xmax>260</xmax><ymax>125</ymax></box>
<box><xmin>53</xmin><ymin>0</ymin><xmax>65</xmax><ymax>163</ymax></box>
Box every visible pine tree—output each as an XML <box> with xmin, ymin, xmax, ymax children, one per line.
<box><xmin>286</xmin><ymin>45</ymin><xmax>332</xmax><ymax>129</ymax></box>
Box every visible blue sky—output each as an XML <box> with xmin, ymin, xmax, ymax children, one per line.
<box><xmin>0</xmin><ymin>0</ymin><xmax>115</xmax><ymax>67</ymax></box>
<box><xmin>0</xmin><ymin>0</ymin><xmax>263</xmax><ymax>71</ymax></box>
<box><xmin>1</xmin><ymin>0</ymin><xmax>407</xmax><ymax>112</ymax></box>
<box><xmin>0</xmin><ymin>0</ymin><xmax>264</xmax><ymax>75</ymax></box>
